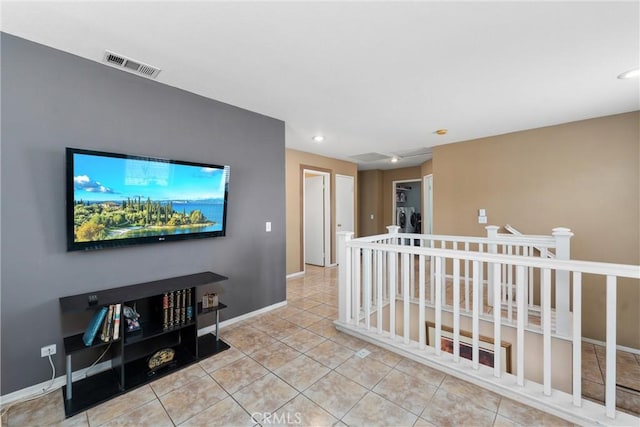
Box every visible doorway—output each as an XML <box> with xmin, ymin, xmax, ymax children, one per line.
<box><xmin>303</xmin><ymin>170</ymin><xmax>330</xmax><ymax>267</ymax></box>
<box><xmin>392</xmin><ymin>179</ymin><xmax>422</xmax><ymax>233</ymax></box>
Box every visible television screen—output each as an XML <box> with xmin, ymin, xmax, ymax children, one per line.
<box><xmin>66</xmin><ymin>148</ymin><xmax>229</xmax><ymax>251</ymax></box>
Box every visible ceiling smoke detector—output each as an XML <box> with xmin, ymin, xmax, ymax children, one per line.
<box><xmin>103</xmin><ymin>51</ymin><xmax>161</xmax><ymax>79</ymax></box>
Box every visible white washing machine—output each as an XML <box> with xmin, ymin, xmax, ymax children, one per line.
<box><xmin>404</xmin><ymin>207</ymin><xmax>416</xmax><ymax>233</ymax></box>
<box><xmin>396</xmin><ymin>207</ymin><xmax>407</xmax><ymax>232</ymax></box>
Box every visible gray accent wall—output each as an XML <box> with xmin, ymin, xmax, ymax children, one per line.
<box><xmin>0</xmin><ymin>33</ymin><xmax>286</xmax><ymax>394</ymax></box>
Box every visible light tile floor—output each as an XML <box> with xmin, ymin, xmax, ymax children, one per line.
<box><xmin>3</xmin><ymin>265</ymin><xmax>617</xmax><ymax>426</ymax></box>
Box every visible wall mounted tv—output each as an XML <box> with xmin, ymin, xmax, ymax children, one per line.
<box><xmin>66</xmin><ymin>148</ymin><xmax>230</xmax><ymax>251</ymax></box>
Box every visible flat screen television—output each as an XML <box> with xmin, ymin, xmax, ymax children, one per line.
<box><xmin>66</xmin><ymin>148</ymin><xmax>229</xmax><ymax>251</ymax></box>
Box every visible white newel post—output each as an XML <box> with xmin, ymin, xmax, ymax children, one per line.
<box><xmin>486</xmin><ymin>226</ymin><xmax>499</xmax><ymax>307</ymax></box>
<box><xmin>553</xmin><ymin>227</ymin><xmax>573</xmax><ymax>336</ymax></box>
<box><xmin>386</xmin><ymin>225</ymin><xmax>400</xmax><ymax>241</ymax></box>
<box><xmin>338</xmin><ymin>231</ymin><xmax>354</xmax><ymax>323</ymax></box>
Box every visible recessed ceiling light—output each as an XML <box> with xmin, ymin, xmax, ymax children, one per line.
<box><xmin>435</xmin><ymin>129</ymin><xmax>448</xmax><ymax>135</ymax></box>
<box><xmin>312</xmin><ymin>135</ymin><xmax>325</xmax><ymax>143</ymax></box>
<box><xmin>618</xmin><ymin>67</ymin><xmax>640</xmax><ymax>79</ymax></box>
<box><xmin>391</xmin><ymin>157</ymin><xmax>399</xmax><ymax>163</ymax></box>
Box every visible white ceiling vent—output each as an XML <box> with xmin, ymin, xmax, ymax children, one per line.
<box><xmin>103</xmin><ymin>51</ymin><xmax>161</xmax><ymax>79</ymax></box>
<box><xmin>349</xmin><ymin>152</ymin><xmax>393</xmax><ymax>162</ymax></box>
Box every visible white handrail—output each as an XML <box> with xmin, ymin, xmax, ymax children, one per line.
<box><xmin>347</xmin><ymin>241</ymin><xmax>639</xmax><ymax>279</ymax></box>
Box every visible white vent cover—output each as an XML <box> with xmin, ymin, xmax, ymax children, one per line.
<box><xmin>395</xmin><ymin>147</ymin><xmax>432</xmax><ymax>158</ymax></box>
<box><xmin>349</xmin><ymin>152</ymin><xmax>393</xmax><ymax>162</ymax></box>
<box><xmin>103</xmin><ymin>51</ymin><xmax>161</xmax><ymax>79</ymax></box>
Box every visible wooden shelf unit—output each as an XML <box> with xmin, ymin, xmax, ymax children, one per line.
<box><xmin>59</xmin><ymin>272</ymin><xmax>229</xmax><ymax>417</ymax></box>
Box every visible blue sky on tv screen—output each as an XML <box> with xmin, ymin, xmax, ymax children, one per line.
<box><xmin>73</xmin><ymin>153</ymin><xmax>227</xmax><ymax>202</ymax></box>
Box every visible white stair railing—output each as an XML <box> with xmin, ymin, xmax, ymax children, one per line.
<box><xmin>336</xmin><ymin>229</ymin><xmax>640</xmax><ymax>426</ymax></box>
<box><xmin>503</xmin><ymin>224</ymin><xmax>556</xmax><ymax>258</ymax></box>
<box><xmin>486</xmin><ymin>225</ymin><xmax>573</xmax><ymax>336</ymax></box>
<box><xmin>358</xmin><ymin>225</ymin><xmax>570</xmax><ymax>335</ymax></box>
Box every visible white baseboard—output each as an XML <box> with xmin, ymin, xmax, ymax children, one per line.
<box><xmin>0</xmin><ymin>360</ymin><xmax>112</xmax><ymax>407</ymax></box>
<box><xmin>286</xmin><ymin>271</ymin><xmax>305</xmax><ymax>279</ymax></box>
<box><xmin>197</xmin><ymin>300</ymin><xmax>287</xmax><ymax>336</ymax></box>
<box><xmin>582</xmin><ymin>337</ymin><xmax>640</xmax><ymax>355</ymax></box>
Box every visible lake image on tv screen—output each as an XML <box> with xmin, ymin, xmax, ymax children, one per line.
<box><xmin>73</xmin><ymin>153</ymin><xmax>228</xmax><ymax>243</ymax></box>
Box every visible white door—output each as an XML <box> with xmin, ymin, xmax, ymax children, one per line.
<box><xmin>304</xmin><ymin>175</ymin><xmax>325</xmax><ymax>266</ymax></box>
<box><xmin>336</xmin><ymin>175</ymin><xmax>355</xmax><ymax>234</ymax></box>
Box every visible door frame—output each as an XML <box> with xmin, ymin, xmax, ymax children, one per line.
<box><xmin>301</xmin><ymin>167</ymin><xmax>331</xmax><ymax>270</ymax></box>
<box><xmin>423</xmin><ymin>174</ymin><xmax>433</xmax><ymax>235</ymax></box>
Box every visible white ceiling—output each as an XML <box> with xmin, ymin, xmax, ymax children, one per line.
<box><xmin>2</xmin><ymin>1</ymin><xmax>638</xmax><ymax>170</ymax></box>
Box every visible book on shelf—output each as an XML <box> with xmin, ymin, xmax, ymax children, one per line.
<box><xmin>162</xmin><ymin>293</ymin><xmax>169</xmax><ymax>330</ymax></box>
<box><xmin>83</xmin><ymin>306</ymin><xmax>108</xmax><ymax>346</ymax></box>
<box><xmin>174</xmin><ymin>290</ymin><xmax>182</xmax><ymax>326</ymax></box>
<box><xmin>112</xmin><ymin>304</ymin><xmax>121</xmax><ymax>340</ymax></box>
<box><xmin>180</xmin><ymin>289</ymin><xmax>186</xmax><ymax>324</ymax></box>
<box><xmin>100</xmin><ymin>305</ymin><xmax>111</xmax><ymax>342</ymax></box>
<box><xmin>105</xmin><ymin>304</ymin><xmax>114</xmax><ymax>341</ymax></box>
<box><xmin>168</xmin><ymin>291</ymin><xmax>175</xmax><ymax>327</ymax></box>
<box><xmin>186</xmin><ymin>288</ymin><xmax>193</xmax><ymax>322</ymax></box>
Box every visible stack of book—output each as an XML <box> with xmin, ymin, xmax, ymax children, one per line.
<box><xmin>162</xmin><ymin>288</ymin><xmax>193</xmax><ymax>330</ymax></box>
<box><xmin>82</xmin><ymin>304</ymin><xmax>121</xmax><ymax>346</ymax></box>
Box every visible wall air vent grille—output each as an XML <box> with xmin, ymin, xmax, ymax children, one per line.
<box><xmin>102</xmin><ymin>51</ymin><xmax>161</xmax><ymax>79</ymax></box>
<box><xmin>106</xmin><ymin>53</ymin><xmax>125</xmax><ymax>66</ymax></box>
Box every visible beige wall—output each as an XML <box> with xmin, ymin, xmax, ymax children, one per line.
<box><xmin>358</xmin><ymin>170</ymin><xmax>384</xmax><ymax>237</ymax></box>
<box><xmin>286</xmin><ymin>149</ymin><xmax>358</xmax><ymax>275</ymax></box>
<box><xmin>432</xmin><ymin>111</ymin><xmax>640</xmax><ymax>347</ymax></box>
<box><xmin>421</xmin><ymin>159</ymin><xmax>433</xmax><ymax>177</ymax></box>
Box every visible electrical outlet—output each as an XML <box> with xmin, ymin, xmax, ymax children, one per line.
<box><xmin>41</xmin><ymin>344</ymin><xmax>56</xmax><ymax>358</ymax></box>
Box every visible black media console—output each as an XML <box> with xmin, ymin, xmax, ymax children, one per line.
<box><xmin>59</xmin><ymin>272</ymin><xmax>230</xmax><ymax>417</ymax></box>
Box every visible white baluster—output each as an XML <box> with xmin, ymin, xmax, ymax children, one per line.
<box><xmin>453</xmin><ymin>258</ymin><xmax>460</xmax><ymax>362</ymax></box>
<box><xmin>435</xmin><ymin>256</ymin><xmax>442</xmax><ymax>356</ymax></box>
<box><xmin>605</xmin><ymin>275</ymin><xmax>617</xmax><ymax>418</ymax></box>
<box><xmin>516</xmin><ymin>265</ymin><xmax>525</xmax><ymax>386</ymax></box>
<box><xmin>464</xmin><ymin>241</ymin><xmax>470</xmax><ymax>312</ymax></box>
<box><xmin>419</xmin><ymin>254</ymin><xmax>426</xmax><ymax>350</ymax></box>
<box><xmin>353</xmin><ymin>247</ymin><xmax>361</xmax><ymax>326</ymax></box>
<box><xmin>403</xmin><ymin>252</ymin><xmax>410</xmax><ymax>345</ymax></box>
<box><xmin>377</xmin><ymin>249</ymin><xmax>383</xmax><ymax>334</ymax></box>
<box><xmin>542</xmin><ymin>268</ymin><xmax>551</xmax><ymax>395</ymax></box>
<box><xmin>472</xmin><ymin>260</ymin><xmax>480</xmax><ymax>370</ymax></box>
<box><xmin>363</xmin><ymin>248</ymin><xmax>371</xmax><ymax>330</ymax></box>
<box><xmin>493</xmin><ymin>263</ymin><xmax>502</xmax><ymax>377</ymax></box>
<box><xmin>479</xmin><ymin>244</ymin><xmax>485</xmax><ymax>314</ymax></box>
<box><xmin>486</xmin><ymin>226</ymin><xmax>499</xmax><ymax>307</ymax></box>
<box><xmin>502</xmin><ymin>246</ymin><xmax>507</xmax><ymax>303</ymax></box>
<box><xmin>572</xmin><ymin>271</ymin><xmax>582</xmax><ymax>407</ymax></box>
<box><xmin>410</xmin><ymin>251</ymin><xmax>416</xmax><ymax>299</ymax></box>
<box><xmin>388</xmin><ymin>249</ymin><xmax>396</xmax><ymax>338</ymax></box>
<box><xmin>430</xmin><ymin>241</ymin><xmax>435</xmax><ymax>304</ymax></box>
